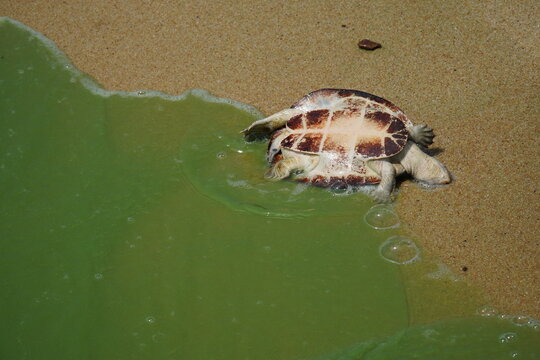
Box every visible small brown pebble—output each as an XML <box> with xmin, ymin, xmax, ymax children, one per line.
<box><xmin>358</xmin><ymin>39</ymin><xmax>382</xmax><ymax>50</ymax></box>
<box><xmin>461</xmin><ymin>266</ymin><xmax>468</xmax><ymax>272</ymax></box>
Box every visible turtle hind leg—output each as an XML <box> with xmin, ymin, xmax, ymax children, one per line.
<box><xmin>241</xmin><ymin>108</ymin><xmax>303</xmax><ymax>141</ymax></box>
<box><xmin>408</xmin><ymin>124</ymin><xmax>435</xmax><ymax>147</ymax></box>
<box><xmin>399</xmin><ymin>143</ymin><xmax>451</xmax><ymax>185</ymax></box>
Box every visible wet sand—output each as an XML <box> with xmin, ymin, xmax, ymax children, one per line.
<box><xmin>1</xmin><ymin>1</ymin><xmax>538</xmax><ymax>318</ymax></box>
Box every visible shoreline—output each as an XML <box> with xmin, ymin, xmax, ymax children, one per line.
<box><xmin>1</xmin><ymin>0</ymin><xmax>538</xmax><ymax>318</ymax></box>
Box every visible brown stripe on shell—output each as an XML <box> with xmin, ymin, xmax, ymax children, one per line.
<box><xmin>365</xmin><ymin>111</ymin><xmax>393</xmax><ymax>128</ymax></box>
<box><xmin>287</xmin><ymin>114</ymin><xmax>304</xmax><ymax>130</ymax></box>
<box><xmin>345</xmin><ymin>174</ymin><xmax>381</xmax><ymax>185</ymax></box>
<box><xmin>386</xmin><ymin>118</ymin><xmax>406</xmax><ymax>133</ymax></box>
<box><xmin>337</xmin><ymin>89</ymin><xmax>357</xmax><ymax>97</ymax></box>
<box><xmin>294</xmin><ymin>133</ymin><xmax>323</xmax><ymax>152</ymax></box>
<box><xmin>310</xmin><ymin>175</ymin><xmax>331</xmax><ymax>187</ymax></box>
<box><xmin>385</xmin><ymin>102</ymin><xmax>401</xmax><ymax>113</ymax></box>
<box><xmin>305</xmin><ymin>109</ymin><xmax>329</xmax><ymax>128</ymax></box>
<box><xmin>305</xmin><ymin>174</ymin><xmax>381</xmax><ymax>188</ymax></box>
<box><xmin>384</xmin><ymin>137</ymin><xmax>402</xmax><ymax>155</ymax></box>
<box><xmin>281</xmin><ymin>133</ymin><xmax>302</xmax><ymax>148</ymax></box>
<box><xmin>355</xmin><ymin>139</ymin><xmax>384</xmax><ymax>157</ymax></box>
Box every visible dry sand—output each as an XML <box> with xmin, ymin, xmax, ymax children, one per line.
<box><xmin>1</xmin><ymin>0</ymin><xmax>538</xmax><ymax>318</ymax></box>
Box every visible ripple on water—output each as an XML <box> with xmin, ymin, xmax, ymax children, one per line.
<box><xmin>179</xmin><ymin>132</ymin><xmax>373</xmax><ymax>218</ymax></box>
<box><xmin>379</xmin><ymin>236</ymin><xmax>420</xmax><ymax>265</ymax></box>
<box><xmin>364</xmin><ymin>204</ymin><xmax>400</xmax><ymax>229</ymax></box>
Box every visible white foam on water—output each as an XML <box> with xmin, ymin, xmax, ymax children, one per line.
<box><xmin>0</xmin><ymin>17</ymin><xmax>264</xmax><ymax>119</ymax></box>
<box><xmin>425</xmin><ymin>261</ymin><xmax>460</xmax><ymax>281</ymax></box>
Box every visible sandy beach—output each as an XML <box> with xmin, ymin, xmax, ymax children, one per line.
<box><xmin>1</xmin><ymin>0</ymin><xmax>538</xmax><ymax>318</ymax></box>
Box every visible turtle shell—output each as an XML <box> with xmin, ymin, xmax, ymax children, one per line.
<box><xmin>281</xmin><ymin>89</ymin><xmax>412</xmax><ymax>160</ymax></box>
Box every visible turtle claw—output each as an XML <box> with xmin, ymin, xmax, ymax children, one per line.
<box><xmin>411</xmin><ymin>124</ymin><xmax>435</xmax><ymax>147</ymax></box>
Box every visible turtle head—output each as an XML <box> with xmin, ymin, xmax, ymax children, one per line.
<box><xmin>266</xmin><ymin>146</ymin><xmax>280</xmax><ymax>164</ymax></box>
<box><xmin>266</xmin><ymin>129</ymin><xmax>288</xmax><ymax>164</ymax></box>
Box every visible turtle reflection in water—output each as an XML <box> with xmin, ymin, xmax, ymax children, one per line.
<box><xmin>241</xmin><ymin>89</ymin><xmax>451</xmax><ymax>203</ymax></box>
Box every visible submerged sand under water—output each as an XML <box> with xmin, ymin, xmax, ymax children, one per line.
<box><xmin>1</xmin><ymin>0</ymin><xmax>538</xmax><ymax>317</ymax></box>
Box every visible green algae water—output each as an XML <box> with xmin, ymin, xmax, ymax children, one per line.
<box><xmin>0</xmin><ymin>18</ymin><xmax>538</xmax><ymax>359</ymax></box>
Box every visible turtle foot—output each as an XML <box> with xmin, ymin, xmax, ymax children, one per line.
<box><xmin>410</xmin><ymin>125</ymin><xmax>435</xmax><ymax>147</ymax></box>
<box><xmin>371</xmin><ymin>189</ymin><xmax>393</xmax><ymax>203</ymax></box>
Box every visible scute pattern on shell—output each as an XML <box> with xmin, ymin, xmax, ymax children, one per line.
<box><xmin>281</xmin><ymin>89</ymin><xmax>411</xmax><ymax>160</ymax></box>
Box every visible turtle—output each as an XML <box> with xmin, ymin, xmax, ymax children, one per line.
<box><xmin>241</xmin><ymin>89</ymin><xmax>451</xmax><ymax>202</ymax></box>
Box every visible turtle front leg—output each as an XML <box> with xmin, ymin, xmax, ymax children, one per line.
<box><xmin>408</xmin><ymin>124</ymin><xmax>435</xmax><ymax>147</ymax></box>
<box><xmin>241</xmin><ymin>108</ymin><xmax>303</xmax><ymax>140</ymax></box>
<box><xmin>370</xmin><ymin>160</ymin><xmax>396</xmax><ymax>203</ymax></box>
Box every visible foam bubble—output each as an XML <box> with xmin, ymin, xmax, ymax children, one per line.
<box><xmin>498</xmin><ymin>332</ymin><xmax>517</xmax><ymax>344</ymax></box>
<box><xmin>379</xmin><ymin>236</ymin><xmax>420</xmax><ymax>264</ymax></box>
<box><xmin>477</xmin><ymin>305</ymin><xmax>498</xmax><ymax>317</ymax></box>
<box><xmin>216</xmin><ymin>152</ymin><xmax>226</xmax><ymax>159</ymax></box>
<box><xmin>364</xmin><ymin>204</ymin><xmax>400</xmax><ymax>229</ymax></box>
<box><xmin>512</xmin><ymin>315</ymin><xmax>529</xmax><ymax>326</ymax></box>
